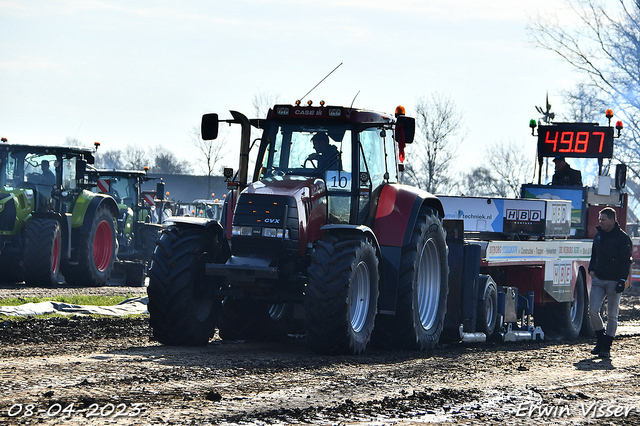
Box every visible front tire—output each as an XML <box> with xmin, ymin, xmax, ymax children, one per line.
<box><xmin>374</xmin><ymin>207</ymin><xmax>449</xmax><ymax>351</ymax></box>
<box><xmin>24</xmin><ymin>218</ymin><xmax>61</xmax><ymax>288</ymax></box>
<box><xmin>147</xmin><ymin>226</ymin><xmax>220</xmax><ymax>346</ymax></box>
<box><xmin>305</xmin><ymin>234</ymin><xmax>379</xmax><ymax>355</ymax></box>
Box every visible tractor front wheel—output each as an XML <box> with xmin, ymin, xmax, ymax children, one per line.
<box><xmin>24</xmin><ymin>218</ymin><xmax>61</xmax><ymax>288</ymax></box>
<box><xmin>147</xmin><ymin>226</ymin><xmax>220</xmax><ymax>346</ymax></box>
<box><xmin>305</xmin><ymin>234</ymin><xmax>379</xmax><ymax>355</ymax></box>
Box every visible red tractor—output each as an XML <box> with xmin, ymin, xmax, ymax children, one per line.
<box><xmin>147</xmin><ymin>103</ymin><xmax>449</xmax><ymax>354</ymax></box>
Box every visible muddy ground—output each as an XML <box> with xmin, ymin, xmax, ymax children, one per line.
<box><xmin>1</xmin><ymin>284</ymin><xmax>640</xmax><ymax>425</ymax></box>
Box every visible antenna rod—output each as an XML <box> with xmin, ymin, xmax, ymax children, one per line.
<box><xmin>299</xmin><ymin>62</ymin><xmax>343</xmax><ymax>101</ymax></box>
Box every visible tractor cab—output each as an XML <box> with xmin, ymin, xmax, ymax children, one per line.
<box><xmin>251</xmin><ymin>104</ymin><xmax>415</xmax><ymax>226</ymax></box>
<box><xmin>0</xmin><ymin>144</ymin><xmax>92</xmax><ymax>217</ymax></box>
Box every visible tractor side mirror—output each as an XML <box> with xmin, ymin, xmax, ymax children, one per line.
<box><xmin>395</xmin><ymin>116</ymin><xmax>415</xmax><ymax>144</ymax></box>
<box><xmin>156</xmin><ymin>180</ymin><xmax>165</xmax><ymax>200</ymax></box>
<box><xmin>201</xmin><ymin>113</ymin><xmax>219</xmax><ymax>140</ymax></box>
<box><xmin>76</xmin><ymin>159</ymin><xmax>87</xmax><ymax>180</ymax></box>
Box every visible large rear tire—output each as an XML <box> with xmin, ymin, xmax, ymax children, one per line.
<box><xmin>63</xmin><ymin>206</ymin><xmax>116</xmax><ymax>287</ymax></box>
<box><xmin>24</xmin><ymin>218</ymin><xmax>61</xmax><ymax>288</ymax></box>
<box><xmin>147</xmin><ymin>226</ymin><xmax>220</xmax><ymax>346</ymax></box>
<box><xmin>374</xmin><ymin>207</ymin><xmax>449</xmax><ymax>351</ymax></box>
<box><xmin>305</xmin><ymin>234</ymin><xmax>379</xmax><ymax>355</ymax></box>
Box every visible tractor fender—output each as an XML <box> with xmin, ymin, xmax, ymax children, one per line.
<box><xmin>372</xmin><ymin>184</ymin><xmax>444</xmax><ymax>248</ymax></box>
<box><xmin>165</xmin><ymin>216</ymin><xmax>224</xmax><ymax>239</ymax></box>
<box><xmin>372</xmin><ymin>184</ymin><xmax>445</xmax><ymax>315</ymax></box>
<box><xmin>319</xmin><ymin>224</ymin><xmax>384</xmax><ymax>297</ymax></box>
<box><xmin>319</xmin><ymin>224</ymin><xmax>381</xmax><ymax>254</ymax></box>
<box><xmin>76</xmin><ymin>193</ymin><xmax>119</xmax><ymax>235</ymax></box>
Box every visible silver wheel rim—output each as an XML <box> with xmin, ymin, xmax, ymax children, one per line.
<box><xmin>350</xmin><ymin>260</ymin><xmax>371</xmax><ymax>333</ymax></box>
<box><xmin>269</xmin><ymin>303</ymin><xmax>287</xmax><ymax>321</ymax></box>
<box><xmin>417</xmin><ymin>238</ymin><xmax>441</xmax><ymax>330</ymax></box>
<box><xmin>570</xmin><ymin>285</ymin><xmax>579</xmax><ymax>324</ymax></box>
<box><xmin>484</xmin><ymin>292</ymin><xmax>495</xmax><ymax>329</ymax></box>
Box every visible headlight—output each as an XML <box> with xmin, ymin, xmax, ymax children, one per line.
<box><xmin>261</xmin><ymin>227</ymin><xmax>289</xmax><ymax>238</ymax></box>
<box><xmin>232</xmin><ymin>226</ymin><xmax>253</xmax><ymax>236</ymax></box>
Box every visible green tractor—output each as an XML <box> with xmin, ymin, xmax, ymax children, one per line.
<box><xmin>87</xmin><ymin>169</ymin><xmax>164</xmax><ymax>286</ymax></box>
<box><xmin>0</xmin><ymin>142</ymin><xmax>119</xmax><ymax>287</ymax></box>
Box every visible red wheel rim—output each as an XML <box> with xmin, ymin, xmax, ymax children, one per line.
<box><xmin>52</xmin><ymin>234</ymin><xmax>60</xmax><ymax>274</ymax></box>
<box><xmin>93</xmin><ymin>220</ymin><xmax>113</xmax><ymax>272</ymax></box>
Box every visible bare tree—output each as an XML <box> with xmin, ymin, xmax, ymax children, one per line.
<box><xmin>462</xmin><ymin>166</ymin><xmax>507</xmax><ymax>197</ymax></box>
<box><xmin>151</xmin><ymin>145</ymin><xmax>192</xmax><ymax>175</ymax></box>
<box><xmin>402</xmin><ymin>93</ymin><xmax>465</xmax><ymax>194</ymax></box>
<box><xmin>94</xmin><ymin>149</ymin><xmax>123</xmax><ymax>170</ymax></box>
<box><xmin>486</xmin><ymin>141</ymin><xmax>535</xmax><ymax>197</ymax></box>
<box><xmin>252</xmin><ymin>91</ymin><xmax>282</xmax><ymax>118</ymax></box>
<box><xmin>122</xmin><ymin>144</ymin><xmax>149</xmax><ymax>170</ymax></box>
<box><xmin>529</xmin><ymin>0</ymin><xmax>640</xmax><ymax>174</ymax></box>
<box><xmin>191</xmin><ymin>127</ymin><xmax>228</xmax><ymax>197</ymax></box>
<box><xmin>461</xmin><ymin>142</ymin><xmax>533</xmax><ymax>198</ymax></box>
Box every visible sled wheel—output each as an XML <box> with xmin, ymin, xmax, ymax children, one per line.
<box><xmin>476</xmin><ymin>275</ymin><xmax>498</xmax><ymax>337</ymax></box>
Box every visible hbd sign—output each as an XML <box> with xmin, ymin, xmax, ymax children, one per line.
<box><xmin>506</xmin><ymin>209</ymin><xmax>542</xmax><ymax>222</ymax></box>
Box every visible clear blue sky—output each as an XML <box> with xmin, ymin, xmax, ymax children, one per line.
<box><xmin>1</xmin><ymin>1</ymin><xmax>578</xmax><ymax>176</ymax></box>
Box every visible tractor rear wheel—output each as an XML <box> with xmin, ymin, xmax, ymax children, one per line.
<box><xmin>305</xmin><ymin>234</ymin><xmax>379</xmax><ymax>355</ymax></box>
<box><xmin>374</xmin><ymin>207</ymin><xmax>449</xmax><ymax>350</ymax></box>
<box><xmin>147</xmin><ymin>226</ymin><xmax>220</xmax><ymax>346</ymax></box>
<box><xmin>24</xmin><ymin>218</ymin><xmax>61</xmax><ymax>288</ymax></box>
<box><xmin>64</xmin><ymin>206</ymin><xmax>116</xmax><ymax>287</ymax></box>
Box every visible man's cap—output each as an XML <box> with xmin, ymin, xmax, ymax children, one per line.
<box><xmin>553</xmin><ymin>156</ymin><xmax>565</xmax><ymax>162</ymax></box>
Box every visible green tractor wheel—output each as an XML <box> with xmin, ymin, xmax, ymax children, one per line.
<box><xmin>63</xmin><ymin>206</ymin><xmax>116</xmax><ymax>287</ymax></box>
<box><xmin>24</xmin><ymin>218</ymin><xmax>61</xmax><ymax>288</ymax></box>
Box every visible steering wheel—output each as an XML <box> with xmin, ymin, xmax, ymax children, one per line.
<box><xmin>303</xmin><ymin>158</ymin><xmax>317</xmax><ymax>169</ymax></box>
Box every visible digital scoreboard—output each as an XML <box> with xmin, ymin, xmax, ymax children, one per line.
<box><xmin>537</xmin><ymin>123</ymin><xmax>614</xmax><ymax>159</ymax></box>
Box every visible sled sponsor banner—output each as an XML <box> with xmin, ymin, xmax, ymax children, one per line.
<box><xmin>486</xmin><ymin>240</ymin><xmax>592</xmax><ymax>262</ymax></box>
<box><xmin>440</xmin><ymin>196</ymin><xmax>502</xmax><ymax>232</ymax></box>
<box><xmin>440</xmin><ymin>196</ymin><xmax>571</xmax><ymax>237</ymax></box>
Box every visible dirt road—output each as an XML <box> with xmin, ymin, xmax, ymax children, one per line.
<box><xmin>1</xmin><ymin>285</ymin><xmax>640</xmax><ymax>425</ymax></box>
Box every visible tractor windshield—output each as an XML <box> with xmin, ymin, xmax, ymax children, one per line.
<box><xmin>258</xmin><ymin>124</ymin><xmax>352</xmax><ymax>179</ymax></box>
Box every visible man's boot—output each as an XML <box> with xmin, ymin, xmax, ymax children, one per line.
<box><xmin>591</xmin><ymin>329</ymin><xmax>605</xmax><ymax>355</ymax></box>
<box><xmin>598</xmin><ymin>335</ymin><xmax>614</xmax><ymax>359</ymax></box>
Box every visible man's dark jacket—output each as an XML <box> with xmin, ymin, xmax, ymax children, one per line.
<box><xmin>588</xmin><ymin>222</ymin><xmax>633</xmax><ymax>282</ymax></box>
<box><xmin>552</xmin><ymin>164</ymin><xmax>583</xmax><ymax>186</ymax></box>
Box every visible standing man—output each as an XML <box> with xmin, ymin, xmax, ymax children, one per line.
<box><xmin>588</xmin><ymin>207</ymin><xmax>632</xmax><ymax>358</ymax></box>
<box><xmin>552</xmin><ymin>156</ymin><xmax>583</xmax><ymax>186</ymax></box>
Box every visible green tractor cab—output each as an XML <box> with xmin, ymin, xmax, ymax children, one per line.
<box><xmin>0</xmin><ymin>143</ymin><xmax>119</xmax><ymax>287</ymax></box>
<box><xmin>87</xmin><ymin>169</ymin><xmax>164</xmax><ymax>286</ymax></box>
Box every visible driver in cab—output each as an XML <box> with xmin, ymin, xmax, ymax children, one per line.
<box><xmin>306</xmin><ymin>132</ymin><xmax>340</xmax><ymax>171</ymax></box>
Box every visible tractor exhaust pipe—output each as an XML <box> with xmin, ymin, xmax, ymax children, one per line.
<box><xmin>230</xmin><ymin>110</ymin><xmax>250</xmax><ymax>191</ymax></box>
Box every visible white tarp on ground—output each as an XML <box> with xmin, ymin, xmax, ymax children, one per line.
<box><xmin>0</xmin><ymin>296</ymin><xmax>148</xmax><ymax>317</ymax></box>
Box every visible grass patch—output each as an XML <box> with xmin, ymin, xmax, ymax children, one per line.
<box><xmin>0</xmin><ymin>293</ymin><xmax>145</xmax><ymax>307</ymax></box>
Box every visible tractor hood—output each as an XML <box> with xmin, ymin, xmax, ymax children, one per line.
<box><xmin>244</xmin><ymin>176</ymin><xmax>326</xmax><ymax>200</ymax></box>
